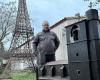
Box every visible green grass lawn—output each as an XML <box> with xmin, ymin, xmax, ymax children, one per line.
<box><xmin>11</xmin><ymin>72</ymin><xmax>36</xmax><ymax>80</ymax></box>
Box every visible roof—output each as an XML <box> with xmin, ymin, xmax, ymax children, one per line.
<box><xmin>45</xmin><ymin>60</ymin><xmax>68</xmax><ymax>66</ymax></box>
<box><xmin>65</xmin><ymin>19</ymin><xmax>87</xmax><ymax>28</ymax></box>
<box><xmin>50</xmin><ymin>16</ymin><xmax>85</xmax><ymax>29</ymax></box>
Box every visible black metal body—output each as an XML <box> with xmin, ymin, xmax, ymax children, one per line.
<box><xmin>66</xmin><ymin>9</ymin><xmax>100</xmax><ymax>80</ymax></box>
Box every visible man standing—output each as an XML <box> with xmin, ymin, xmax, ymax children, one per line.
<box><xmin>33</xmin><ymin>20</ymin><xmax>60</xmax><ymax>66</ymax></box>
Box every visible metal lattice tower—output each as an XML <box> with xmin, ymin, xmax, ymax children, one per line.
<box><xmin>0</xmin><ymin>0</ymin><xmax>34</xmax><ymax>78</ymax></box>
<box><xmin>9</xmin><ymin>0</ymin><xmax>34</xmax><ymax>71</ymax></box>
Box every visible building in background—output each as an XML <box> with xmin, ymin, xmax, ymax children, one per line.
<box><xmin>50</xmin><ymin>14</ymin><xmax>85</xmax><ymax>62</ymax></box>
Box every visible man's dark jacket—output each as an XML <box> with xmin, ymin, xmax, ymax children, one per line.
<box><xmin>33</xmin><ymin>30</ymin><xmax>60</xmax><ymax>55</ymax></box>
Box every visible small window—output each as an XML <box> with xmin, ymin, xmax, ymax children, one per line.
<box><xmin>50</xmin><ymin>66</ymin><xmax>56</xmax><ymax>77</ymax></box>
<box><xmin>40</xmin><ymin>66</ymin><xmax>46</xmax><ymax>76</ymax></box>
<box><xmin>71</xmin><ymin>25</ymin><xmax>79</xmax><ymax>42</ymax></box>
<box><xmin>60</xmin><ymin>65</ymin><xmax>68</xmax><ymax>77</ymax></box>
<box><xmin>76</xmin><ymin>53</ymin><xmax>79</xmax><ymax>57</ymax></box>
<box><xmin>76</xmin><ymin>70</ymin><xmax>81</xmax><ymax>79</ymax></box>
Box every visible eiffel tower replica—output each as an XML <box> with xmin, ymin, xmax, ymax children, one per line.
<box><xmin>0</xmin><ymin>0</ymin><xmax>34</xmax><ymax>78</ymax></box>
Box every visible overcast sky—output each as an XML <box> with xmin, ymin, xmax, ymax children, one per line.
<box><xmin>1</xmin><ymin>0</ymin><xmax>99</xmax><ymax>34</ymax></box>
<box><xmin>26</xmin><ymin>0</ymin><xmax>91</xmax><ymax>33</ymax></box>
<box><xmin>3</xmin><ymin>0</ymin><xmax>99</xmax><ymax>33</ymax></box>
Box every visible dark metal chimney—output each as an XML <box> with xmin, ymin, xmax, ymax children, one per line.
<box><xmin>86</xmin><ymin>9</ymin><xmax>99</xmax><ymax>20</ymax></box>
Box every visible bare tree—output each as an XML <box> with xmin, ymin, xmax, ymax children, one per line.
<box><xmin>84</xmin><ymin>0</ymin><xmax>100</xmax><ymax>8</ymax></box>
<box><xmin>84</xmin><ymin>0</ymin><xmax>100</xmax><ymax>2</ymax></box>
<box><xmin>0</xmin><ymin>1</ymin><xmax>17</xmax><ymax>47</ymax></box>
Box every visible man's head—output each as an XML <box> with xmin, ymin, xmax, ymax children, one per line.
<box><xmin>42</xmin><ymin>20</ymin><xmax>50</xmax><ymax>31</ymax></box>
